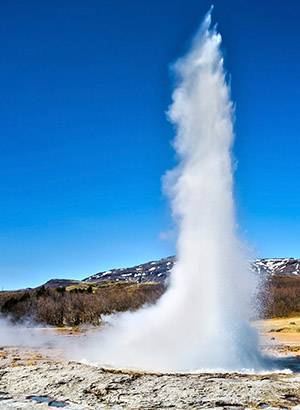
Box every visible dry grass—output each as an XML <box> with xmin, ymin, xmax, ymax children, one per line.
<box><xmin>253</xmin><ymin>316</ymin><xmax>300</xmax><ymax>357</ymax></box>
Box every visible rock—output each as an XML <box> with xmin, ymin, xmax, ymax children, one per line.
<box><xmin>1</xmin><ymin>347</ymin><xmax>300</xmax><ymax>409</ymax></box>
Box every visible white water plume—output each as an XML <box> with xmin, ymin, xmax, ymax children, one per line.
<box><xmin>72</xmin><ymin>9</ymin><xmax>263</xmax><ymax>372</ymax></box>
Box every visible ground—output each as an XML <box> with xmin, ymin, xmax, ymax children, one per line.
<box><xmin>1</xmin><ymin>319</ymin><xmax>300</xmax><ymax>409</ymax></box>
<box><xmin>256</xmin><ymin>317</ymin><xmax>300</xmax><ymax>357</ymax></box>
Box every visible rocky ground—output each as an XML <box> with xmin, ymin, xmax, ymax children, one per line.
<box><xmin>1</xmin><ymin>319</ymin><xmax>300</xmax><ymax>409</ymax></box>
<box><xmin>0</xmin><ymin>347</ymin><xmax>300</xmax><ymax>409</ymax></box>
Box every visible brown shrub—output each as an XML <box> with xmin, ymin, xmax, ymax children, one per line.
<box><xmin>261</xmin><ymin>276</ymin><xmax>300</xmax><ymax>318</ymax></box>
<box><xmin>4</xmin><ymin>275</ymin><xmax>300</xmax><ymax>325</ymax></box>
<box><xmin>0</xmin><ymin>282</ymin><xmax>165</xmax><ymax>326</ymax></box>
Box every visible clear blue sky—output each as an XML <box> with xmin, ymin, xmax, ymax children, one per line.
<box><xmin>1</xmin><ymin>0</ymin><xmax>300</xmax><ymax>289</ymax></box>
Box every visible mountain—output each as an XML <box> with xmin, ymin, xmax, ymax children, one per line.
<box><xmin>83</xmin><ymin>257</ymin><xmax>300</xmax><ymax>284</ymax></box>
<box><xmin>252</xmin><ymin>258</ymin><xmax>300</xmax><ymax>276</ymax></box>
<box><xmin>83</xmin><ymin>256</ymin><xmax>174</xmax><ymax>284</ymax></box>
<box><xmin>42</xmin><ymin>279</ymin><xmax>84</xmax><ymax>288</ymax></box>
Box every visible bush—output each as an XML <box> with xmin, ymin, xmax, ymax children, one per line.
<box><xmin>261</xmin><ymin>276</ymin><xmax>300</xmax><ymax>318</ymax></box>
<box><xmin>1</xmin><ymin>296</ymin><xmax>19</xmax><ymax>313</ymax></box>
<box><xmin>0</xmin><ymin>282</ymin><xmax>165</xmax><ymax>326</ymax></box>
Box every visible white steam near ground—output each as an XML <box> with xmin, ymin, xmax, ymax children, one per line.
<box><xmin>0</xmin><ymin>316</ymin><xmax>56</xmax><ymax>348</ymax></box>
<box><xmin>0</xmin><ymin>9</ymin><xmax>280</xmax><ymax>372</ymax></box>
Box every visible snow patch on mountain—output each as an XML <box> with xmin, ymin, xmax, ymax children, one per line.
<box><xmin>83</xmin><ymin>257</ymin><xmax>300</xmax><ymax>284</ymax></box>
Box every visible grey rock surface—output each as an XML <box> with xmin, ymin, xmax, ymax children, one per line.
<box><xmin>1</xmin><ymin>347</ymin><xmax>300</xmax><ymax>409</ymax></box>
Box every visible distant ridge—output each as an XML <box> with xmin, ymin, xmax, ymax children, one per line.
<box><xmin>252</xmin><ymin>258</ymin><xmax>300</xmax><ymax>276</ymax></box>
<box><xmin>83</xmin><ymin>256</ymin><xmax>174</xmax><ymax>284</ymax></box>
<box><xmin>42</xmin><ymin>279</ymin><xmax>83</xmax><ymax>288</ymax></box>
<box><xmin>83</xmin><ymin>256</ymin><xmax>300</xmax><ymax>284</ymax></box>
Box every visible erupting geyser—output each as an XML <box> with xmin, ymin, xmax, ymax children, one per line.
<box><xmin>78</xmin><ymin>8</ymin><xmax>263</xmax><ymax>372</ymax></box>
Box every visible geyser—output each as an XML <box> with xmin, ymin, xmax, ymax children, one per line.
<box><xmin>76</xmin><ymin>8</ymin><xmax>263</xmax><ymax>372</ymax></box>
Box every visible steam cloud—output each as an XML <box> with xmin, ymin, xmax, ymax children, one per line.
<box><xmin>71</xmin><ymin>9</ymin><xmax>263</xmax><ymax>372</ymax></box>
<box><xmin>0</xmin><ymin>316</ymin><xmax>56</xmax><ymax>348</ymax></box>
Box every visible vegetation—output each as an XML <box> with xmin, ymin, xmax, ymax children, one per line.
<box><xmin>262</xmin><ymin>276</ymin><xmax>300</xmax><ymax>318</ymax></box>
<box><xmin>2</xmin><ymin>275</ymin><xmax>300</xmax><ymax>327</ymax></box>
<box><xmin>0</xmin><ymin>281</ymin><xmax>165</xmax><ymax>327</ymax></box>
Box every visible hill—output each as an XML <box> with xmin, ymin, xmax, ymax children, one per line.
<box><xmin>83</xmin><ymin>256</ymin><xmax>300</xmax><ymax>284</ymax></box>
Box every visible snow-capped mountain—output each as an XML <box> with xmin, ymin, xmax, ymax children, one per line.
<box><xmin>251</xmin><ymin>258</ymin><xmax>300</xmax><ymax>276</ymax></box>
<box><xmin>83</xmin><ymin>256</ymin><xmax>175</xmax><ymax>283</ymax></box>
<box><xmin>83</xmin><ymin>256</ymin><xmax>300</xmax><ymax>283</ymax></box>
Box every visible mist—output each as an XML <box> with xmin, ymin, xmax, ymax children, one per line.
<box><xmin>0</xmin><ymin>315</ymin><xmax>56</xmax><ymax>348</ymax></box>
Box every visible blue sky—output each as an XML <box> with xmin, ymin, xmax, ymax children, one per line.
<box><xmin>1</xmin><ymin>0</ymin><xmax>300</xmax><ymax>289</ymax></box>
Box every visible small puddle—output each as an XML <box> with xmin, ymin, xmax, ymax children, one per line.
<box><xmin>0</xmin><ymin>392</ymin><xmax>11</xmax><ymax>401</ymax></box>
<box><xmin>284</xmin><ymin>394</ymin><xmax>299</xmax><ymax>402</ymax></box>
<box><xmin>215</xmin><ymin>401</ymin><xmax>243</xmax><ymax>407</ymax></box>
<box><xmin>49</xmin><ymin>401</ymin><xmax>67</xmax><ymax>407</ymax></box>
<box><xmin>28</xmin><ymin>396</ymin><xmax>68</xmax><ymax>407</ymax></box>
<box><xmin>29</xmin><ymin>396</ymin><xmax>53</xmax><ymax>403</ymax></box>
<box><xmin>258</xmin><ymin>404</ymin><xmax>269</xmax><ymax>408</ymax></box>
<box><xmin>0</xmin><ymin>359</ymin><xmax>10</xmax><ymax>366</ymax></box>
